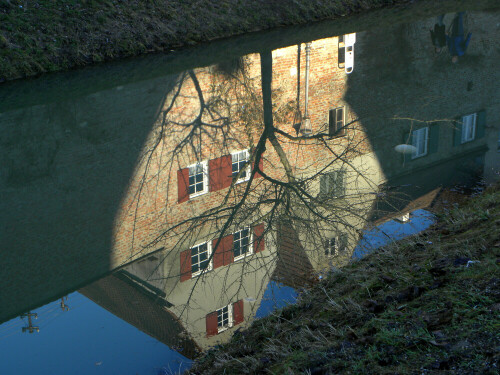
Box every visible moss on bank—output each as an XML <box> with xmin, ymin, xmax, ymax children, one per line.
<box><xmin>190</xmin><ymin>184</ymin><xmax>500</xmax><ymax>374</ymax></box>
<box><xmin>0</xmin><ymin>0</ymin><xmax>415</xmax><ymax>82</ymax></box>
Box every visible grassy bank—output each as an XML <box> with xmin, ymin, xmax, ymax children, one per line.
<box><xmin>190</xmin><ymin>184</ymin><xmax>500</xmax><ymax>374</ymax></box>
<box><xmin>0</xmin><ymin>0</ymin><xmax>416</xmax><ymax>82</ymax></box>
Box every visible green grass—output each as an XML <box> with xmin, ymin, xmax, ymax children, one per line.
<box><xmin>1</xmin><ymin>0</ymin><xmax>497</xmax><ymax>82</ymax></box>
<box><xmin>0</xmin><ymin>0</ymin><xmax>415</xmax><ymax>82</ymax></box>
<box><xmin>190</xmin><ymin>183</ymin><xmax>500</xmax><ymax>374</ymax></box>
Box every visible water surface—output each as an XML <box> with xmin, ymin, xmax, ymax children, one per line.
<box><xmin>1</xmin><ymin>3</ymin><xmax>499</xmax><ymax>374</ymax></box>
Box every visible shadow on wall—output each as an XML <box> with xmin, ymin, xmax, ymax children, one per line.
<box><xmin>343</xmin><ymin>12</ymin><xmax>496</xmax><ymax>197</ymax></box>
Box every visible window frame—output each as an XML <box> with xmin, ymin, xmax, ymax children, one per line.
<box><xmin>188</xmin><ymin>160</ymin><xmax>209</xmax><ymax>198</ymax></box>
<box><xmin>319</xmin><ymin>170</ymin><xmax>345</xmax><ymax>198</ymax></box>
<box><xmin>344</xmin><ymin>33</ymin><xmax>356</xmax><ymax>74</ymax></box>
<box><xmin>231</xmin><ymin>149</ymin><xmax>251</xmax><ymax>184</ymax></box>
<box><xmin>325</xmin><ymin>237</ymin><xmax>339</xmax><ymax>257</ymax></box>
<box><xmin>216</xmin><ymin>304</ymin><xmax>233</xmax><ymax>333</ymax></box>
<box><xmin>190</xmin><ymin>241</ymin><xmax>213</xmax><ymax>278</ymax></box>
<box><xmin>325</xmin><ymin>234</ymin><xmax>347</xmax><ymax>257</ymax></box>
<box><xmin>328</xmin><ymin>106</ymin><xmax>346</xmax><ymax>137</ymax></box>
<box><xmin>411</xmin><ymin>127</ymin><xmax>429</xmax><ymax>159</ymax></box>
<box><xmin>232</xmin><ymin>227</ymin><xmax>253</xmax><ymax>262</ymax></box>
<box><xmin>461</xmin><ymin>113</ymin><xmax>477</xmax><ymax>144</ymax></box>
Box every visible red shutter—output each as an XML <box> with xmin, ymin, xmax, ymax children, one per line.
<box><xmin>180</xmin><ymin>249</ymin><xmax>192</xmax><ymax>282</ymax></box>
<box><xmin>233</xmin><ymin>300</ymin><xmax>244</xmax><ymax>325</ymax></box>
<box><xmin>213</xmin><ymin>237</ymin><xmax>224</xmax><ymax>269</ymax></box>
<box><xmin>206</xmin><ymin>311</ymin><xmax>218</xmax><ymax>337</ymax></box>
<box><xmin>209</xmin><ymin>155</ymin><xmax>232</xmax><ymax>192</ymax></box>
<box><xmin>177</xmin><ymin>168</ymin><xmax>189</xmax><ymax>203</ymax></box>
<box><xmin>209</xmin><ymin>158</ymin><xmax>222</xmax><ymax>191</ymax></box>
<box><xmin>253</xmin><ymin>224</ymin><xmax>265</xmax><ymax>253</ymax></box>
<box><xmin>213</xmin><ymin>234</ymin><xmax>234</xmax><ymax>269</ymax></box>
<box><xmin>222</xmin><ymin>234</ymin><xmax>234</xmax><ymax>266</ymax></box>
<box><xmin>221</xmin><ymin>155</ymin><xmax>233</xmax><ymax>188</ymax></box>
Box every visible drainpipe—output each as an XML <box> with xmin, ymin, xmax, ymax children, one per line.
<box><xmin>301</xmin><ymin>42</ymin><xmax>312</xmax><ymax>136</ymax></box>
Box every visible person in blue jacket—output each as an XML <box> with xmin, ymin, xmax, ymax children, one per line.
<box><xmin>447</xmin><ymin>12</ymin><xmax>472</xmax><ymax>63</ymax></box>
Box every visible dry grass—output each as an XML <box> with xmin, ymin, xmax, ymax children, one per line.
<box><xmin>0</xmin><ymin>0</ymin><xmax>411</xmax><ymax>81</ymax></box>
<box><xmin>2</xmin><ymin>0</ymin><xmax>497</xmax><ymax>82</ymax></box>
<box><xmin>190</xmin><ymin>183</ymin><xmax>500</xmax><ymax>374</ymax></box>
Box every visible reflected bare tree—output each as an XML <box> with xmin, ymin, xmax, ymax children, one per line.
<box><xmin>113</xmin><ymin>45</ymin><xmax>394</xmax><ymax>347</ymax></box>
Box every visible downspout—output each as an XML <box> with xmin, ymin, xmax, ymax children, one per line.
<box><xmin>301</xmin><ymin>42</ymin><xmax>312</xmax><ymax>136</ymax></box>
<box><xmin>292</xmin><ymin>44</ymin><xmax>302</xmax><ymax>135</ymax></box>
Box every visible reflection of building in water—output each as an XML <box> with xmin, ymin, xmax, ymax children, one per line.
<box><xmin>81</xmin><ymin>11</ymin><xmax>499</xmax><ymax>348</ymax></box>
<box><xmin>343</xmin><ymin>14</ymin><xmax>499</xmax><ymax>186</ymax></box>
<box><xmin>266</xmin><ymin>11</ymin><xmax>499</xmax><ymax>278</ymax></box>
<box><xmin>340</xmin><ymin>13</ymin><xmax>499</xmax><ymax>232</ymax></box>
<box><xmin>81</xmin><ymin>241</ymin><xmax>273</xmax><ymax>352</ymax></box>
<box><xmin>79</xmin><ymin>272</ymin><xmax>201</xmax><ymax>358</ymax></box>
<box><xmin>1</xmin><ymin>10</ymin><xmax>499</xmax><ymax>328</ymax></box>
<box><xmin>76</xmin><ymin>34</ymin><xmax>378</xmax><ymax>349</ymax></box>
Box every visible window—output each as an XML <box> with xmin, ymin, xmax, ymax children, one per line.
<box><xmin>319</xmin><ymin>170</ymin><xmax>345</xmax><ymax>198</ymax></box>
<box><xmin>231</xmin><ymin>150</ymin><xmax>250</xmax><ymax>183</ymax></box>
<box><xmin>191</xmin><ymin>241</ymin><xmax>212</xmax><ymax>277</ymax></box>
<box><xmin>329</xmin><ymin>107</ymin><xmax>346</xmax><ymax>137</ymax></box>
<box><xmin>411</xmin><ymin>127</ymin><xmax>429</xmax><ymax>159</ymax></box>
<box><xmin>338</xmin><ymin>34</ymin><xmax>355</xmax><ymax>73</ymax></box>
<box><xmin>325</xmin><ymin>233</ymin><xmax>348</xmax><ymax>257</ymax></box>
<box><xmin>188</xmin><ymin>161</ymin><xmax>208</xmax><ymax>197</ymax></box>
<box><xmin>344</xmin><ymin>33</ymin><xmax>356</xmax><ymax>74</ymax></box>
<box><xmin>453</xmin><ymin>111</ymin><xmax>486</xmax><ymax>147</ymax></box>
<box><xmin>217</xmin><ymin>304</ymin><xmax>233</xmax><ymax>333</ymax></box>
<box><xmin>206</xmin><ymin>300</ymin><xmax>243</xmax><ymax>336</ymax></box>
<box><xmin>461</xmin><ymin>113</ymin><xmax>476</xmax><ymax>144</ymax></box>
<box><xmin>233</xmin><ymin>228</ymin><xmax>252</xmax><ymax>261</ymax></box>
<box><xmin>338</xmin><ymin>35</ymin><xmax>345</xmax><ymax>67</ymax></box>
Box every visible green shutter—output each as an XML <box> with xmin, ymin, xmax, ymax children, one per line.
<box><xmin>339</xmin><ymin>233</ymin><xmax>348</xmax><ymax>252</ymax></box>
<box><xmin>329</xmin><ymin>172</ymin><xmax>337</xmax><ymax>196</ymax></box>
<box><xmin>324</xmin><ymin>239</ymin><xmax>331</xmax><ymax>256</ymax></box>
<box><xmin>453</xmin><ymin>117</ymin><xmax>463</xmax><ymax>146</ymax></box>
<box><xmin>328</xmin><ymin>109</ymin><xmax>335</xmax><ymax>136</ymax></box>
<box><xmin>320</xmin><ymin>174</ymin><xmax>327</xmax><ymax>196</ymax></box>
<box><xmin>476</xmin><ymin>110</ymin><xmax>486</xmax><ymax>139</ymax></box>
<box><xmin>335</xmin><ymin>170</ymin><xmax>345</xmax><ymax>197</ymax></box>
<box><xmin>428</xmin><ymin>123</ymin><xmax>439</xmax><ymax>154</ymax></box>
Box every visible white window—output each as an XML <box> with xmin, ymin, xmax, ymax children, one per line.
<box><xmin>338</xmin><ymin>34</ymin><xmax>356</xmax><ymax>74</ymax></box>
<box><xmin>344</xmin><ymin>33</ymin><xmax>356</xmax><ymax>74</ymax></box>
<box><xmin>191</xmin><ymin>241</ymin><xmax>212</xmax><ymax>277</ymax></box>
<box><xmin>411</xmin><ymin>127</ymin><xmax>429</xmax><ymax>159</ymax></box>
<box><xmin>217</xmin><ymin>304</ymin><xmax>233</xmax><ymax>333</ymax></box>
<box><xmin>188</xmin><ymin>161</ymin><xmax>208</xmax><ymax>198</ymax></box>
<box><xmin>231</xmin><ymin>150</ymin><xmax>250</xmax><ymax>183</ymax></box>
<box><xmin>233</xmin><ymin>227</ymin><xmax>252</xmax><ymax>261</ymax></box>
<box><xmin>325</xmin><ymin>234</ymin><xmax>347</xmax><ymax>257</ymax></box>
<box><xmin>461</xmin><ymin>113</ymin><xmax>476</xmax><ymax>144</ymax></box>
